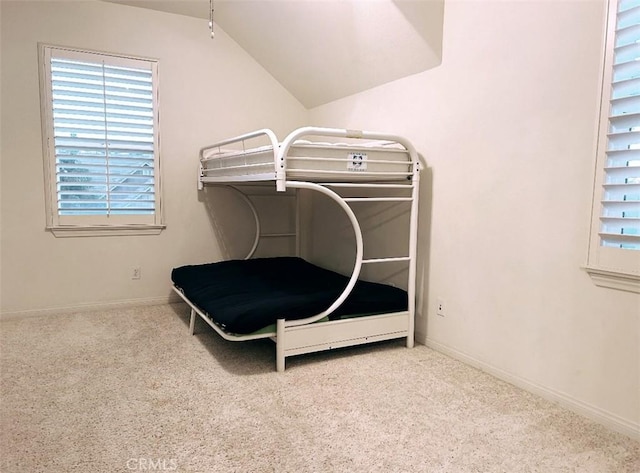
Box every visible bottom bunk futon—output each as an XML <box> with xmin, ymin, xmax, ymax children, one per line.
<box><xmin>171</xmin><ymin>257</ymin><xmax>408</xmax><ymax>335</ymax></box>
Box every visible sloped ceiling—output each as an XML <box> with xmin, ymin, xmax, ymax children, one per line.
<box><xmin>103</xmin><ymin>0</ymin><xmax>444</xmax><ymax>108</ymax></box>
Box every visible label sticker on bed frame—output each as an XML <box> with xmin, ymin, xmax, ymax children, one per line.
<box><xmin>348</xmin><ymin>152</ymin><xmax>368</xmax><ymax>171</ymax></box>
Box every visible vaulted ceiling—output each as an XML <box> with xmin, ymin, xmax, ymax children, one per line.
<box><xmin>104</xmin><ymin>0</ymin><xmax>444</xmax><ymax>108</ymax></box>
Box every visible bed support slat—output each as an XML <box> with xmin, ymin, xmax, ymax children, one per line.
<box><xmin>362</xmin><ymin>256</ymin><xmax>411</xmax><ymax>264</ymax></box>
<box><xmin>343</xmin><ymin>197</ymin><xmax>413</xmax><ymax>202</ymax></box>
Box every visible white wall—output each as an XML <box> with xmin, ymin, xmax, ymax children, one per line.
<box><xmin>309</xmin><ymin>0</ymin><xmax>639</xmax><ymax>438</ymax></box>
<box><xmin>0</xmin><ymin>0</ymin><xmax>307</xmax><ymax>314</ymax></box>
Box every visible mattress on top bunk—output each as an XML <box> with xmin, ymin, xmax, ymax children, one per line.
<box><xmin>200</xmin><ymin>139</ymin><xmax>412</xmax><ymax>181</ymax></box>
<box><xmin>171</xmin><ymin>257</ymin><xmax>408</xmax><ymax>335</ymax></box>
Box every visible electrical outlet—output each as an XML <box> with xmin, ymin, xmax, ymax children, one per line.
<box><xmin>436</xmin><ymin>298</ymin><xmax>445</xmax><ymax>317</ymax></box>
<box><xmin>131</xmin><ymin>267</ymin><xmax>141</xmax><ymax>280</ymax></box>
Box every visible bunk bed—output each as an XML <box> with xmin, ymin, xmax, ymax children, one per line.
<box><xmin>171</xmin><ymin>127</ymin><xmax>421</xmax><ymax>371</ymax></box>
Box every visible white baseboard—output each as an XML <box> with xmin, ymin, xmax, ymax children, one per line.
<box><xmin>0</xmin><ymin>294</ymin><xmax>182</xmax><ymax>321</ymax></box>
<box><xmin>423</xmin><ymin>337</ymin><xmax>640</xmax><ymax>441</ymax></box>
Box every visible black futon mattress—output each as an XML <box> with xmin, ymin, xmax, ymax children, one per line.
<box><xmin>171</xmin><ymin>257</ymin><xmax>408</xmax><ymax>334</ymax></box>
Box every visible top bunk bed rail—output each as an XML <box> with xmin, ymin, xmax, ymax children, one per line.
<box><xmin>198</xmin><ymin>126</ymin><xmax>420</xmax><ymax>191</ymax></box>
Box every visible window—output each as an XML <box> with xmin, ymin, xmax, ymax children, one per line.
<box><xmin>38</xmin><ymin>45</ymin><xmax>164</xmax><ymax>236</ymax></box>
<box><xmin>586</xmin><ymin>0</ymin><xmax>640</xmax><ymax>292</ymax></box>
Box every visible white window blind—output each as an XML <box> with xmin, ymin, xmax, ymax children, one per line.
<box><xmin>39</xmin><ymin>45</ymin><xmax>163</xmax><ymax>235</ymax></box>
<box><xmin>601</xmin><ymin>0</ymin><xmax>640</xmax><ymax>250</ymax></box>
<box><xmin>587</xmin><ymin>0</ymin><xmax>640</xmax><ymax>291</ymax></box>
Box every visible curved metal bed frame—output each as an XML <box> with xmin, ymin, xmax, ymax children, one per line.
<box><xmin>174</xmin><ymin>126</ymin><xmax>421</xmax><ymax>371</ymax></box>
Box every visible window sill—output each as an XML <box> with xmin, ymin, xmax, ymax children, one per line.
<box><xmin>47</xmin><ymin>225</ymin><xmax>165</xmax><ymax>238</ymax></box>
<box><xmin>583</xmin><ymin>266</ymin><xmax>640</xmax><ymax>294</ymax></box>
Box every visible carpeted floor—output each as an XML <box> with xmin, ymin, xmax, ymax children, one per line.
<box><xmin>0</xmin><ymin>303</ymin><xmax>638</xmax><ymax>472</ymax></box>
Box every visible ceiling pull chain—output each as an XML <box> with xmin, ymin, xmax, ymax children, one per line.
<box><xmin>209</xmin><ymin>0</ymin><xmax>215</xmax><ymax>39</ymax></box>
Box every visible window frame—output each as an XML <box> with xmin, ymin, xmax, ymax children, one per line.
<box><xmin>586</xmin><ymin>0</ymin><xmax>640</xmax><ymax>292</ymax></box>
<box><xmin>38</xmin><ymin>43</ymin><xmax>165</xmax><ymax>237</ymax></box>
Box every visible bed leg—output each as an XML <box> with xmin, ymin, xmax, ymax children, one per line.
<box><xmin>407</xmin><ymin>335</ymin><xmax>414</xmax><ymax>349</ymax></box>
<box><xmin>189</xmin><ymin>309</ymin><xmax>196</xmax><ymax>335</ymax></box>
<box><xmin>276</xmin><ymin>319</ymin><xmax>285</xmax><ymax>372</ymax></box>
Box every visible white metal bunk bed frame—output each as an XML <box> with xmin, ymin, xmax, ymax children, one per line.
<box><xmin>172</xmin><ymin>127</ymin><xmax>420</xmax><ymax>371</ymax></box>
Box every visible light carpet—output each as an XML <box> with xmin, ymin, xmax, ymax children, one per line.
<box><xmin>0</xmin><ymin>303</ymin><xmax>638</xmax><ymax>472</ymax></box>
